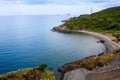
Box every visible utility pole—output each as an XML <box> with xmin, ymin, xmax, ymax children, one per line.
<box><xmin>91</xmin><ymin>7</ymin><xmax>93</xmax><ymax>14</ymax></box>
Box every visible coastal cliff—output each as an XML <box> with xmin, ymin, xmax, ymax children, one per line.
<box><xmin>53</xmin><ymin>6</ymin><xmax>120</xmax><ymax>80</ymax></box>
<box><xmin>0</xmin><ymin>6</ymin><xmax>120</xmax><ymax>80</ymax></box>
<box><xmin>61</xmin><ymin>50</ymin><xmax>120</xmax><ymax>80</ymax></box>
<box><xmin>53</xmin><ymin>26</ymin><xmax>120</xmax><ymax>80</ymax></box>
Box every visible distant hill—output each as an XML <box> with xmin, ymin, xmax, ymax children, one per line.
<box><xmin>61</xmin><ymin>6</ymin><xmax>120</xmax><ymax>41</ymax></box>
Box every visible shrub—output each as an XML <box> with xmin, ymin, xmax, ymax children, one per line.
<box><xmin>38</xmin><ymin>64</ymin><xmax>47</xmax><ymax>71</ymax></box>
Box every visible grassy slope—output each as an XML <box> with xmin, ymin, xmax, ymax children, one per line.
<box><xmin>59</xmin><ymin>49</ymin><xmax>120</xmax><ymax>72</ymax></box>
<box><xmin>62</xmin><ymin>6</ymin><xmax>120</xmax><ymax>41</ymax></box>
<box><xmin>58</xmin><ymin>6</ymin><xmax>120</xmax><ymax>73</ymax></box>
<box><xmin>0</xmin><ymin>67</ymin><xmax>55</xmax><ymax>80</ymax></box>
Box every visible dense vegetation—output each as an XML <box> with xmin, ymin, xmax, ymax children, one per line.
<box><xmin>62</xmin><ymin>6</ymin><xmax>120</xmax><ymax>41</ymax></box>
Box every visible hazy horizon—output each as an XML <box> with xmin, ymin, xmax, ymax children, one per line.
<box><xmin>0</xmin><ymin>0</ymin><xmax>120</xmax><ymax>15</ymax></box>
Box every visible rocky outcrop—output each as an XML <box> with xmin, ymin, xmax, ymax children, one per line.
<box><xmin>63</xmin><ymin>68</ymin><xmax>90</xmax><ymax>80</ymax></box>
<box><xmin>52</xmin><ymin>26</ymin><xmax>71</xmax><ymax>33</ymax></box>
<box><xmin>86</xmin><ymin>54</ymin><xmax>120</xmax><ymax>80</ymax></box>
<box><xmin>57</xmin><ymin>53</ymin><xmax>120</xmax><ymax>80</ymax></box>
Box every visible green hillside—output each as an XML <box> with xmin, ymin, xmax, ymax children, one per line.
<box><xmin>62</xmin><ymin>6</ymin><xmax>120</xmax><ymax>41</ymax></box>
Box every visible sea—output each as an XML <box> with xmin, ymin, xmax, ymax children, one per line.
<box><xmin>0</xmin><ymin>15</ymin><xmax>106</xmax><ymax>74</ymax></box>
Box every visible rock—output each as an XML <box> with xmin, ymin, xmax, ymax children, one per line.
<box><xmin>54</xmin><ymin>69</ymin><xmax>63</xmax><ymax>80</ymax></box>
<box><xmin>86</xmin><ymin>54</ymin><xmax>120</xmax><ymax>80</ymax></box>
<box><xmin>100</xmin><ymin>40</ymin><xmax>105</xmax><ymax>43</ymax></box>
<box><xmin>52</xmin><ymin>26</ymin><xmax>71</xmax><ymax>33</ymax></box>
<box><xmin>63</xmin><ymin>68</ymin><xmax>90</xmax><ymax>80</ymax></box>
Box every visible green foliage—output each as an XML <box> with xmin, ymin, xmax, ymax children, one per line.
<box><xmin>113</xmin><ymin>31</ymin><xmax>120</xmax><ymax>41</ymax></box>
<box><xmin>62</xmin><ymin>6</ymin><xmax>120</xmax><ymax>41</ymax></box>
<box><xmin>113</xmin><ymin>49</ymin><xmax>120</xmax><ymax>54</ymax></box>
<box><xmin>38</xmin><ymin>64</ymin><xmax>47</xmax><ymax>71</ymax></box>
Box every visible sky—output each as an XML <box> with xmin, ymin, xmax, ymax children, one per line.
<box><xmin>0</xmin><ymin>0</ymin><xmax>120</xmax><ymax>15</ymax></box>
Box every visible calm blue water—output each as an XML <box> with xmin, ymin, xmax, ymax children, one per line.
<box><xmin>0</xmin><ymin>15</ymin><xmax>106</xmax><ymax>74</ymax></box>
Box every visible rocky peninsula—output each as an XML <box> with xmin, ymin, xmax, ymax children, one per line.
<box><xmin>53</xmin><ymin>6</ymin><xmax>120</xmax><ymax>80</ymax></box>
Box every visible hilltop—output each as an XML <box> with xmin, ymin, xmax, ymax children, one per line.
<box><xmin>53</xmin><ymin>6</ymin><xmax>120</xmax><ymax>80</ymax></box>
<box><xmin>53</xmin><ymin>6</ymin><xmax>120</xmax><ymax>42</ymax></box>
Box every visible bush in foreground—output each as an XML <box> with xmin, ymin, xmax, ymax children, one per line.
<box><xmin>38</xmin><ymin>64</ymin><xmax>47</xmax><ymax>71</ymax></box>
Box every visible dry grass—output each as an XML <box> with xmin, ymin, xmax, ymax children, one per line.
<box><xmin>0</xmin><ymin>67</ymin><xmax>55</xmax><ymax>80</ymax></box>
<box><xmin>60</xmin><ymin>49</ymin><xmax>120</xmax><ymax>72</ymax></box>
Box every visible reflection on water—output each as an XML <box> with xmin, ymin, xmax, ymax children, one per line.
<box><xmin>0</xmin><ymin>15</ymin><xmax>106</xmax><ymax>74</ymax></box>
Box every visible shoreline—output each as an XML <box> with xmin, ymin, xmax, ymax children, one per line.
<box><xmin>52</xmin><ymin>27</ymin><xmax>120</xmax><ymax>80</ymax></box>
<box><xmin>0</xmin><ymin>27</ymin><xmax>120</xmax><ymax>80</ymax></box>
<box><xmin>52</xmin><ymin>27</ymin><xmax>120</xmax><ymax>52</ymax></box>
<box><xmin>72</xmin><ymin>30</ymin><xmax>120</xmax><ymax>51</ymax></box>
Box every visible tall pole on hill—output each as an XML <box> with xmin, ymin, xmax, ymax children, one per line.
<box><xmin>91</xmin><ymin>7</ymin><xmax>93</xmax><ymax>14</ymax></box>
